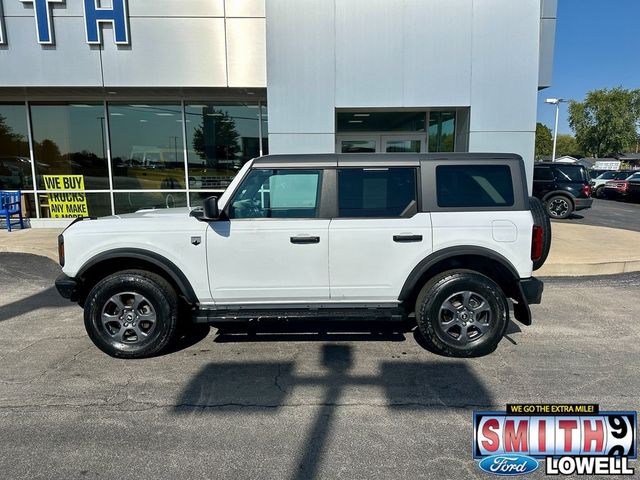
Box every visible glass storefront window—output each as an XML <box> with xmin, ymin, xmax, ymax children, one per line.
<box><xmin>37</xmin><ymin>192</ymin><xmax>112</xmax><ymax>218</ymax></box>
<box><xmin>385</xmin><ymin>139</ymin><xmax>421</xmax><ymax>153</ymax></box>
<box><xmin>108</xmin><ymin>104</ymin><xmax>185</xmax><ymax>190</ymax></box>
<box><xmin>428</xmin><ymin>112</ymin><xmax>456</xmax><ymax>152</ymax></box>
<box><xmin>336</xmin><ymin>112</ymin><xmax>426</xmax><ymax>132</ymax></box>
<box><xmin>184</xmin><ymin>102</ymin><xmax>262</xmax><ymax>191</ymax></box>
<box><xmin>0</xmin><ymin>104</ymin><xmax>32</xmax><ymax>191</ymax></box>
<box><xmin>30</xmin><ymin>103</ymin><xmax>110</xmax><ymax>190</ymax></box>
<box><xmin>21</xmin><ymin>193</ymin><xmax>37</xmax><ymax>219</ymax></box>
<box><xmin>3</xmin><ymin>100</ymin><xmax>268</xmax><ymax>219</ymax></box>
<box><xmin>341</xmin><ymin>140</ymin><xmax>377</xmax><ymax>153</ymax></box>
<box><xmin>114</xmin><ymin>192</ymin><xmax>187</xmax><ymax>215</ymax></box>
<box><xmin>261</xmin><ymin>103</ymin><xmax>269</xmax><ymax>155</ymax></box>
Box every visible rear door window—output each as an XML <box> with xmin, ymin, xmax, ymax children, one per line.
<box><xmin>436</xmin><ymin>165</ymin><xmax>514</xmax><ymax>208</ymax></box>
<box><xmin>534</xmin><ymin>167</ymin><xmax>554</xmax><ymax>181</ymax></box>
<box><xmin>337</xmin><ymin>168</ymin><xmax>418</xmax><ymax>217</ymax></box>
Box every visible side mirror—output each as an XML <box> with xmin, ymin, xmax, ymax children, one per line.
<box><xmin>202</xmin><ymin>196</ymin><xmax>220</xmax><ymax>220</ymax></box>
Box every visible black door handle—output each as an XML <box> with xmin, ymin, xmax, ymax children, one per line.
<box><xmin>393</xmin><ymin>234</ymin><xmax>423</xmax><ymax>243</ymax></box>
<box><xmin>290</xmin><ymin>236</ymin><xmax>320</xmax><ymax>244</ymax></box>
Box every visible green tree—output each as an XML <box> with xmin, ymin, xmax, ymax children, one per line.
<box><xmin>568</xmin><ymin>87</ymin><xmax>638</xmax><ymax>157</ymax></box>
<box><xmin>631</xmin><ymin>89</ymin><xmax>640</xmax><ymax>152</ymax></box>
<box><xmin>0</xmin><ymin>115</ymin><xmax>29</xmax><ymax>156</ymax></box>
<box><xmin>535</xmin><ymin>122</ymin><xmax>553</xmax><ymax>160</ymax></box>
<box><xmin>555</xmin><ymin>134</ymin><xmax>583</xmax><ymax>158</ymax></box>
<box><xmin>192</xmin><ymin>109</ymin><xmax>240</xmax><ymax>166</ymax></box>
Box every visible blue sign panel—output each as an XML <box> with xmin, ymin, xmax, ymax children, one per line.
<box><xmin>83</xmin><ymin>0</ymin><xmax>129</xmax><ymax>45</ymax></box>
<box><xmin>20</xmin><ymin>0</ymin><xmax>64</xmax><ymax>45</ymax></box>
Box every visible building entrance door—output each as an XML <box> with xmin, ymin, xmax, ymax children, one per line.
<box><xmin>336</xmin><ymin>134</ymin><xmax>427</xmax><ymax>153</ymax></box>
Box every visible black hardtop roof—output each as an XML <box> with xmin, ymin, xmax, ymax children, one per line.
<box><xmin>253</xmin><ymin>152</ymin><xmax>523</xmax><ymax>168</ymax></box>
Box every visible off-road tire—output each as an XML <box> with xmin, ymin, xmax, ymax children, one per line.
<box><xmin>84</xmin><ymin>270</ymin><xmax>178</xmax><ymax>359</ymax></box>
<box><xmin>414</xmin><ymin>270</ymin><xmax>509</xmax><ymax>357</ymax></box>
<box><xmin>545</xmin><ymin>194</ymin><xmax>573</xmax><ymax>219</ymax></box>
<box><xmin>529</xmin><ymin>196</ymin><xmax>552</xmax><ymax>270</ymax></box>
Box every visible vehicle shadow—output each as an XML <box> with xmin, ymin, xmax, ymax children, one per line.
<box><xmin>0</xmin><ymin>253</ymin><xmax>70</xmax><ymax>322</ymax></box>
<box><xmin>160</xmin><ymin>323</ymin><xmax>213</xmax><ymax>356</ymax></box>
<box><xmin>212</xmin><ymin>319</ymin><xmax>410</xmax><ymax>344</ymax></box>
<box><xmin>0</xmin><ymin>286</ymin><xmax>71</xmax><ymax>323</ymax></box>
<box><xmin>173</xmin><ymin>344</ymin><xmax>493</xmax><ymax>480</ymax></box>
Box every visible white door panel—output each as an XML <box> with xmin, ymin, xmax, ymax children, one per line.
<box><xmin>207</xmin><ymin>220</ymin><xmax>330</xmax><ymax>303</ymax></box>
<box><xmin>329</xmin><ymin>213</ymin><xmax>432</xmax><ymax>301</ymax></box>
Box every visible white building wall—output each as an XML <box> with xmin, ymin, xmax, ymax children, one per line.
<box><xmin>265</xmin><ymin>0</ymin><xmax>336</xmax><ymax>154</ymax></box>
<box><xmin>0</xmin><ymin>0</ymin><xmax>266</xmax><ymax>88</ymax></box>
<box><xmin>468</xmin><ymin>0</ymin><xmax>541</xmax><ymax>190</ymax></box>
<box><xmin>266</xmin><ymin>0</ymin><xmax>550</xmax><ymax>188</ymax></box>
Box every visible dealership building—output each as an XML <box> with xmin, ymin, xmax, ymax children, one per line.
<box><xmin>0</xmin><ymin>0</ymin><xmax>557</xmax><ymax>223</ymax></box>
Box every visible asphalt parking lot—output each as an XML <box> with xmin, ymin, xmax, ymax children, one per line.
<box><xmin>554</xmin><ymin>197</ymin><xmax>640</xmax><ymax>232</ymax></box>
<box><xmin>0</xmin><ymin>252</ymin><xmax>638</xmax><ymax>480</ymax></box>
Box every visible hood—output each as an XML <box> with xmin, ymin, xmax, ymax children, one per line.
<box><xmin>110</xmin><ymin>207</ymin><xmax>193</xmax><ymax>220</ymax></box>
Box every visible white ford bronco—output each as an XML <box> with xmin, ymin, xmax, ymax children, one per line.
<box><xmin>56</xmin><ymin>153</ymin><xmax>548</xmax><ymax>358</ymax></box>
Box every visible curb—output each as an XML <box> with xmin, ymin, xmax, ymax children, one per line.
<box><xmin>537</xmin><ymin>259</ymin><xmax>640</xmax><ymax>277</ymax></box>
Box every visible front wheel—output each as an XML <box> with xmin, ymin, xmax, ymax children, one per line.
<box><xmin>415</xmin><ymin>270</ymin><xmax>508</xmax><ymax>357</ymax></box>
<box><xmin>84</xmin><ymin>270</ymin><xmax>179</xmax><ymax>358</ymax></box>
<box><xmin>546</xmin><ymin>195</ymin><xmax>573</xmax><ymax>219</ymax></box>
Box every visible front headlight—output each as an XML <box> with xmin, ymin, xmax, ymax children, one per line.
<box><xmin>58</xmin><ymin>234</ymin><xmax>65</xmax><ymax>267</ymax></box>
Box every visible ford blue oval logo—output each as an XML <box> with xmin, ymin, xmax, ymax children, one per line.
<box><xmin>478</xmin><ymin>454</ymin><xmax>539</xmax><ymax>476</ymax></box>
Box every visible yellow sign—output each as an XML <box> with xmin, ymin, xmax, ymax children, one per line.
<box><xmin>43</xmin><ymin>175</ymin><xmax>89</xmax><ymax>218</ymax></box>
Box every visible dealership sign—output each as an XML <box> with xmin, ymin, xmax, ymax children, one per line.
<box><xmin>0</xmin><ymin>0</ymin><xmax>129</xmax><ymax>45</ymax></box>
<box><xmin>473</xmin><ymin>404</ymin><xmax>637</xmax><ymax>476</ymax></box>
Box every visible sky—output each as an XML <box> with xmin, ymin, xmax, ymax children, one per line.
<box><xmin>536</xmin><ymin>0</ymin><xmax>640</xmax><ymax>135</ymax></box>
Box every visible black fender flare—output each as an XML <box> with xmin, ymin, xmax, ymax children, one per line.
<box><xmin>77</xmin><ymin>248</ymin><xmax>199</xmax><ymax>304</ymax></box>
<box><xmin>398</xmin><ymin>246</ymin><xmax>532</xmax><ymax>325</ymax></box>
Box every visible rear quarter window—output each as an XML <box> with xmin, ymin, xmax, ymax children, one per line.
<box><xmin>554</xmin><ymin>165</ymin><xmax>588</xmax><ymax>182</ymax></box>
<box><xmin>436</xmin><ymin>165</ymin><xmax>514</xmax><ymax>208</ymax></box>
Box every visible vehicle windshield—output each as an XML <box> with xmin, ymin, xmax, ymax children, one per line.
<box><xmin>614</xmin><ymin>172</ymin><xmax>633</xmax><ymax>180</ymax></box>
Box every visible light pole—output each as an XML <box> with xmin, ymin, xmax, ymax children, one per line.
<box><xmin>545</xmin><ymin>98</ymin><xmax>567</xmax><ymax>162</ymax></box>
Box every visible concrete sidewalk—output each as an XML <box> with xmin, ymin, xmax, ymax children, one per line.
<box><xmin>0</xmin><ymin>227</ymin><xmax>63</xmax><ymax>261</ymax></box>
<box><xmin>1</xmin><ymin>222</ymin><xmax>639</xmax><ymax>277</ymax></box>
<box><xmin>537</xmin><ymin>223</ymin><xmax>640</xmax><ymax>276</ymax></box>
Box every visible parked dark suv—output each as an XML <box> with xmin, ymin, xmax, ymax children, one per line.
<box><xmin>533</xmin><ymin>163</ymin><xmax>593</xmax><ymax>219</ymax></box>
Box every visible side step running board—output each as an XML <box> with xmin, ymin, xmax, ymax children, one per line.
<box><xmin>193</xmin><ymin>306</ymin><xmax>407</xmax><ymax>324</ymax></box>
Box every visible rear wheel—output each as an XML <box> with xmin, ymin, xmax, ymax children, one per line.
<box><xmin>546</xmin><ymin>195</ymin><xmax>573</xmax><ymax>219</ymax></box>
<box><xmin>595</xmin><ymin>185</ymin><xmax>606</xmax><ymax>199</ymax></box>
<box><xmin>529</xmin><ymin>196</ymin><xmax>552</xmax><ymax>270</ymax></box>
<box><xmin>84</xmin><ymin>270</ymin><xmax>179</xmax><ymax>358</ymax></box>
<box><xmin>414</xmin><ymin>270</ymin><xmax>508</xmax><ymax>357</ymax></box>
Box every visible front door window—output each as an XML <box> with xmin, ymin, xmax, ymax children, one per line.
<box><xmin>228</xmin><ymin>169</ymin><xmax>322</xmax><ymax>219</ymax></box>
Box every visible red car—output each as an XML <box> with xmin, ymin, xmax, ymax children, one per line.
<box><xmin>603</xmin><ymin>171</ymin><xmax>640</xmax><ymax>198</ymax></box>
